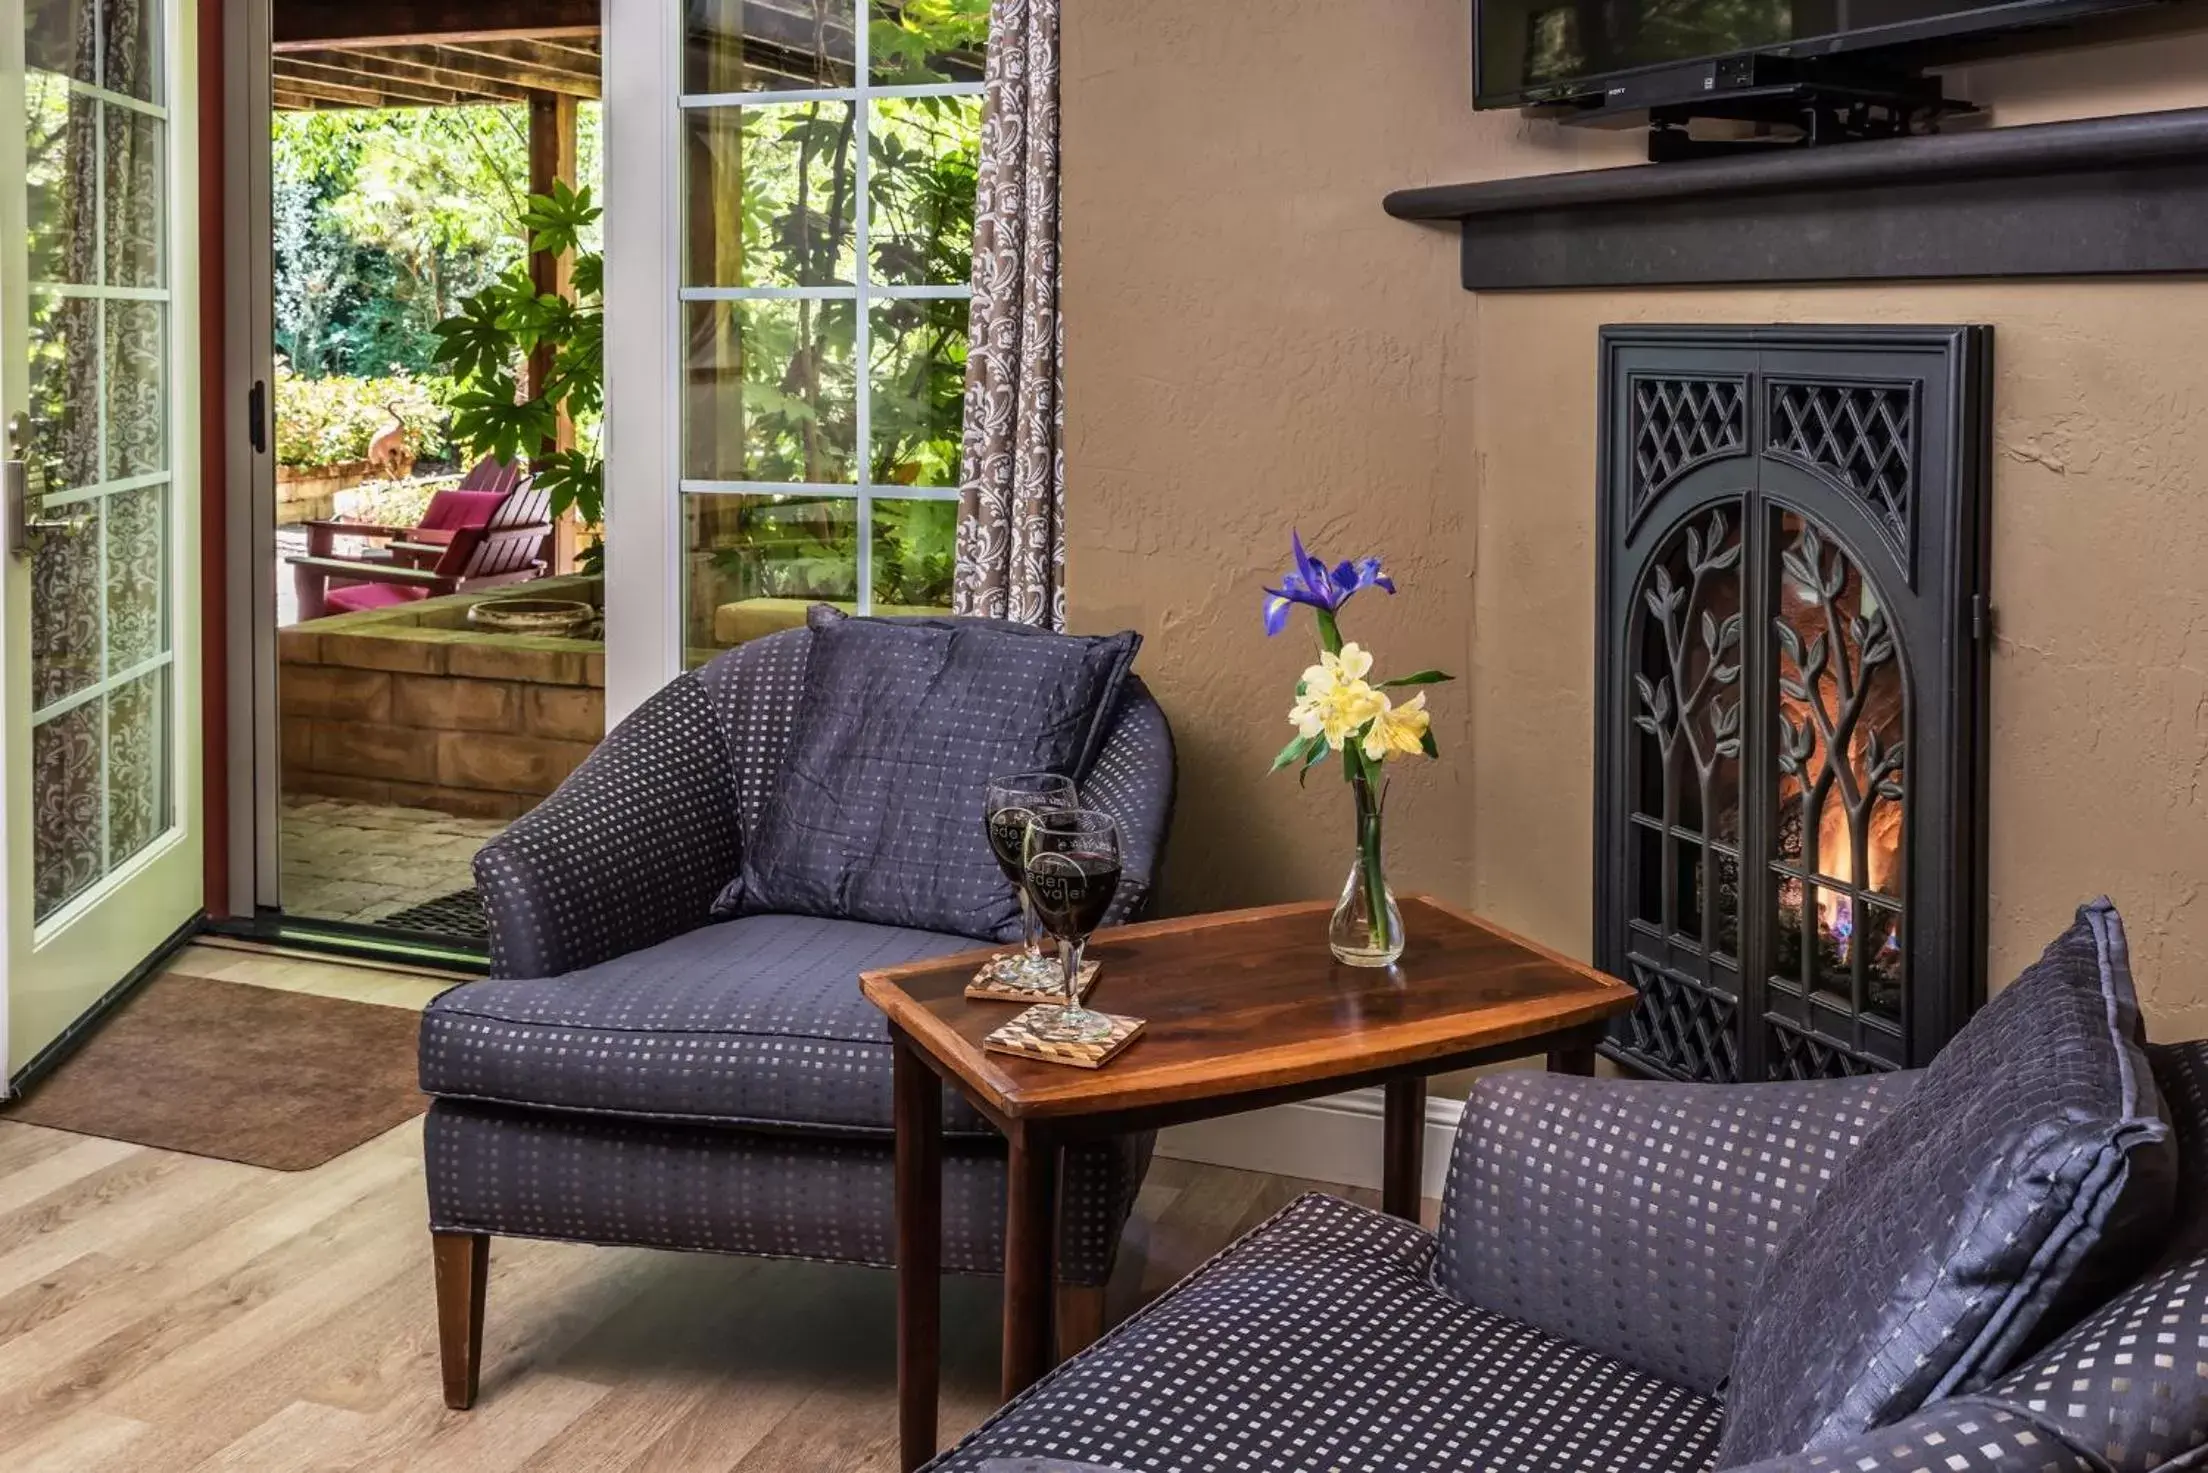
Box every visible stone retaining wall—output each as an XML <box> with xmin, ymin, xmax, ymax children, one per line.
<box><xmin>278</xmin><ymin>576</ymin><xmax>604</xmax><ymax>820</ymax></box>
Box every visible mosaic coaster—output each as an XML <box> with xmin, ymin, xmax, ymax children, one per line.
<box><xmin>984</xmin><ymin>1005</ymin><xmax>1146</xmax><ymax>1069</ymax></box>
<box><xmin>965</xmin><ymin>958</ymin><xmax>1100</xmax><ymax>1004</ymax></box>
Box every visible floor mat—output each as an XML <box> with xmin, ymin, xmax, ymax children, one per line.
<box><xmin>380</xmin><ymin>887</ymin><xmax>489</xmax><ymax>947</ymax></box>
<box><xmin>3</xmin><ymin>975</ymin><xmax>427</xmax><ymax>1171</ymax></box>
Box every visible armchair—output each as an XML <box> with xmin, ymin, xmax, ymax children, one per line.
<box><xmin>417</xmin><ymin>627</ymin><xmax>1177</xmax><ymax>1410</ymax></box>
<box><xmin>935</xmin><ymin>1043</ymin><xmax>2208</xmax><ymax>1472</ymax></box>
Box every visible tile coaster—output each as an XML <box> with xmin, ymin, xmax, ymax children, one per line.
<box><xmin>965</xmin><ymin>958</ymin><xmax>1100</xmax><ymax>1004</ymax></box>
<box><xmin>984</xmin><ymin>1005</ymin><xmax>1146</xmax><ymax>1070</ymax></box>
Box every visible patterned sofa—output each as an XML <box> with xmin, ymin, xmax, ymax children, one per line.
<box><xmin>934</xmin><ymin>1041</ymin><xmax>2208</xmax><ymax>1473</ymax></box>
<box><xmin>414</xmin><ymin>628</ymin><xmax>1176</xmax><ymax>1409</ymax></box>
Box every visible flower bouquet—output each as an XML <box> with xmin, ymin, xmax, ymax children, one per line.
<box><xmin>1265</xmin><ymin>533</ymin><xmax>1453</xmax><ymax>966</ymax></box>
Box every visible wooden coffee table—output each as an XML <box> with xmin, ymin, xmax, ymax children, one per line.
<box><xmin>862</xmin><ymin>895</ymin><xmax>1637</xmax><ymax>1471</ymax></box>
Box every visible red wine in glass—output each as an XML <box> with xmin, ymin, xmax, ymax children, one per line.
<box><xmin>983</xmin><ymin>774</ymin><xmax>1076</xmax><ymax>989</ymax></box>
<box><xmin>1021</xmin><ymin>809</ymin><xmax>1123</xmax><ymax>1044</ymax></box>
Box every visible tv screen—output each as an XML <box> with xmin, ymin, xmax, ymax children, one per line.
<box><xmin>1475</xmin><ymin>0</ymin><xmax>2146</xmax><ymax>107</ymax></box>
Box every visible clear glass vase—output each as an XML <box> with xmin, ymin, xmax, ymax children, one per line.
<box><xmin>1330</xmin><ymin>774</ymin><xmax>1404</xmax><ymax>967</ymax></box>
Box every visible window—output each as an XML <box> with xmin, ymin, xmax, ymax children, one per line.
<box><xmin>678</xmin><ymin>0</ymin><xmax>986</xmax><ymax>660</ymax></box>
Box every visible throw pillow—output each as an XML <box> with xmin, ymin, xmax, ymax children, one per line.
<box><xmin>1717</xmin><ymin>897</ymin><xmax>2177</xmax><ymax>1466</ymax></box>
<box><xmin>724</xmin><ymin>606</ymin><xmax>1141</xmax><ymax>940</ymax></box>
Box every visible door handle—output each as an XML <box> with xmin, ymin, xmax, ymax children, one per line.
<box><xmin>249</xmin><ymin>379</ymin><xmax>267</xmax><ymax>455</ymax></box>
<box><xmin>4</xmin><ymin>456</ymin><xmax>24</xmax><ymax>560</ymax></box>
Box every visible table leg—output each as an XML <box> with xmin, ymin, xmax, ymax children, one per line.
<box><xmin>894</xmin><ymin>1036</ymin><xmax>942</xmax><ymax>1473</ymax></box>
<box><xmin>1382</xmin><ymin>1076</ymin><xmax>1426</xmax><ymax>1222</ymax></box>
<box><xmin>1001</xmin><ymin>1119</ymin><xmax>1059</xmax><ymax>1401</ymax></box>
<box><xmin>1548</xmin><ymin>1032</ymin><xmax>1600</xmax><ymax>1076</ymax></box>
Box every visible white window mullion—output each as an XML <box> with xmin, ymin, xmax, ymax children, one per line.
<box><xmin>852</xmin><ymin>0</ymin><xmax>874</xmax><ymax>616</ymax></box>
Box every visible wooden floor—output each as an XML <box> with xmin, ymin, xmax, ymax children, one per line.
<box><xmin>0</xmin><ymin>942</ymin><xmax>1402</xmax><ymax>1471</ymax></box>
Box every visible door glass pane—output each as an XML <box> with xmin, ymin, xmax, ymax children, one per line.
<box><xmin>682</xmin><ymin>101</ymin><xmax>858</xmax><ymax>287</ymax></box>
<box><xmin>683</xmin><ymin>298</ymin><xmax>857</xmax><ymax>482</ymax></box>
<box><xmin>684</xmin><ymin>491</ymin><xmax>859</xmax><ymax>660</ymax></box>
<box><xmin>870</xmin><ymin>497</ymin><xmax>955</xmax><ymax>611</ymax></box>
<box><xmin>869</xmin><ymin>298</ymin><xmax>965</xmax><ymax>487</ymax></box>
<box><xmin>686</xmin><ymin>0</ymin><xmax>854</xmax><ymax>94</ymax></box>
<box><xmin>25</xmin><ymin>0</ymin><xmax>175</xmax><ymax>921</ymax></box>
<box><xmin>868</xmin><ymin>0</ymin><xmax>987</xmax><ymax>85</ymax></box>
<box><xmin>866</xmin><ymin>94</ymin><xmax>979</xmax><ymax>287</ymax></box>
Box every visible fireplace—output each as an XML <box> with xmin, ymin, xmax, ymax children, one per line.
<box><xmin>1594</xmin><ymin>326</ymin><xmax>1993</xmax><ymax>1082</ymax></box>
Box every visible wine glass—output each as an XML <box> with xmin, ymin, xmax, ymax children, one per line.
<box><xmin>983</xmin><ymin>773</ymin><xmax>1079</xmax><ymax>993</ymax></box>
<box><xmin>1021</xmin><ymin>809</ymin><xmax>1123</xmax><ymax>1044</ymax></box>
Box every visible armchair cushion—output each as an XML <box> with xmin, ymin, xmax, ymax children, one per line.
<box><xmin>1720</xmin><ymin>899</ymin><xmax>2178</xmax><ymax>1466</ymax></box>
<box><xmin>420</xmin><ymin>913</ymin><xmax>995</xmax><ymax>1135</ymax></box>
<box><xmin>728</xmin><ymin>607</ymin><xmax>1140</xmax><ymax>941</ymax></box>
<box><xmin>928</xmin><ymin>1193</ymin><xmax>1724</xmax><ymax>1473</ymax></box>
<box><xmin>1436</xmin><ymin>1067</ymin><xmax>1918</xmax><ymax>1395</ymax></box>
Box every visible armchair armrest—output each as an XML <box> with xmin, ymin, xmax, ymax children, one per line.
<box><xmin>1435</xmin><ymin>1067</ymin><xmax>1918</xmax><ymax>1395</ymax></box>
<box><xmin>472</xmin><ymin>671</ymin><xmax>743</xmax><ymax>978</ymax></box>
<box><xmin>285</xmin><ymin>555</ymin><xmax>450</xmax><ymax>588</ymax></box>
<box><xmin>1083</xmin><ymin>679</ymin><xmax>1174</xmax><ymax>927</ymax></box>
<box><xmin>300</xmin><ymin>518</ymin><xmax>414</xmax><ymax>557</ymax></box>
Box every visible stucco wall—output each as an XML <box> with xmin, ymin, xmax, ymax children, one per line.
<box><xmin>1062</xmin><ymin>3</ymin><xmax>2208</xmax><ymax>1041</ymax></box>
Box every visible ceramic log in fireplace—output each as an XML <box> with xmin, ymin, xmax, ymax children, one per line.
<box><xmin>1594</xmin><ymin>326</ymin><xmax>1992</xmax><ymax>1082</ymax></box>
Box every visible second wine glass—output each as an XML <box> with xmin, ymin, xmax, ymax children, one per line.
<box><xmin>983</xmin><ymin>772</ymin><xmax>1079</xmax><ymax>993</ymax></box>
<box><xmin>1021</xmin><ymin>808</ymin><xmax>1123</xmax><ymax>1044</ymax></box>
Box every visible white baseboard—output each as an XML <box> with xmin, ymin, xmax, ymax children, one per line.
<box><xmin>1155</xmin><ymin>1087</ymin><xmax>1463</xmax><ymax>1200</ymax></box>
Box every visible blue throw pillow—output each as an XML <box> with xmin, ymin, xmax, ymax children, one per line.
<box><xmin>1717</xmin><ymin>898</ymin><xmax>2177</xmax><ymax>1465</ymax></box>
<box><xmin>723</xmin><ymin>606</ymin><xmax>1141</xmax><ymax>941</ymax></box>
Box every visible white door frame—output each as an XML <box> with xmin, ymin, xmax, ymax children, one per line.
<box><xmin>600</xmin><ymin>0</ymin><xmax>680</xmax><ymax>726</ymax></box>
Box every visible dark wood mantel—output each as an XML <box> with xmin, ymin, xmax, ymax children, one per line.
<box><xmin>1384</xmin><ymin>105</ymin><xmax>2208</xmax><ymax>290</ymax></box>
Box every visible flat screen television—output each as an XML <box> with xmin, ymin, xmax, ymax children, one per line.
<box><xmin>1476</xmin><ymin>0</ymin><xmax>2162</xmax><ymax>110</ymax></box>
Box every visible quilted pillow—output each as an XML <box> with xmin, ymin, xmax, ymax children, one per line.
<box><xmin>725</xmin><ymin>606</ymin><xmax>1140</xmax><ymax>941</ymax></box>
<box><xmin>1717</xmin><ymin>898</ymin><xmax>2177</xmax><ymax>1466</ymax></box>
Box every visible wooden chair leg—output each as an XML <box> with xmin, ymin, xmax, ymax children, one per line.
<box><xmin>1056</xmin><ymin>1283</ymin><xmax>1108</xmax><ymax>1361</ymax></box>
<box><xmin>432</xmin><ymin>1230</ymin><xmax>490</xmax><ymax>1410</ymax></box>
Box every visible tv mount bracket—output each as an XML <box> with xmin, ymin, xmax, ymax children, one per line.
<box><xmin>1549</xmin><ymin>78</ymin><xmax>1978</xmax><ymax>161</ymax></box>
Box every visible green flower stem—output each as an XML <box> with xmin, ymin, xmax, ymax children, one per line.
<box><xmin>1314</xmin><ymin>609</ymin><xmax>1344</xmax><ymax>657</ymax></box>
<box><xmin>1351</xmin><ymin>757</ymin><xmax>1390</xmax><ymax>954</ymax></box>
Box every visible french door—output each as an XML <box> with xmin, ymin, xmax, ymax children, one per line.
<box><xmin>1</xmin><ymin>0</ymin><xmax>198</xmax><ymax>1080</ymax></box>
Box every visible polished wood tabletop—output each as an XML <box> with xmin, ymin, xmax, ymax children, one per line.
<box><xmin>862</xmin><ymin>894</ymin><xmax>1638</xmax><ymax>1130</ymax></box>
<box><xmin>870</xmin><ymin>894</ymin><xmax>1638</xmax><ymax>1471</ymax></box>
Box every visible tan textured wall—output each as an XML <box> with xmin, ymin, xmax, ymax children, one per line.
<box><xmin>1062</xmin><ymin>4</ymin><xmax>2208</xmax><ymax>1040</ymax></box>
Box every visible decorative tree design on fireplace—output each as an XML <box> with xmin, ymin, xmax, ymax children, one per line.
<box><xmin>1597</xmin><ymin>327</ymin><xmax>1991</xmax><ymax>1083</ymax></box>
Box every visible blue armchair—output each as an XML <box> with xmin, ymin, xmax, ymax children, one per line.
<box><xmin>415</xmin><ymin>627</ymin><xmax>1177</xmax><ymax>1409</ymax></box>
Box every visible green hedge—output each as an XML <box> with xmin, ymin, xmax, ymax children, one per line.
<box><xmin>275</xmin><ymin>366</ymin><xmax>451</xmax><ymax>469</ymax></box>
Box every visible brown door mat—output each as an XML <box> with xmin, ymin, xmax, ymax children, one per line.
<box><xmin>3</xmin><ymin>974</ymin><xmax>428</xmax><ymax>1171</ymax></box>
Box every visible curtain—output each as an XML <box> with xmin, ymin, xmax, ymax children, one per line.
<box><xmin>952</xmin><ymin>0</ymin><xmax>1065</xmax><ymax>630</ymax></box>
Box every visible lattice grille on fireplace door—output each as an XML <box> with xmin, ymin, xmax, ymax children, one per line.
<box><xmin>1595</xmin><ymin>327</ymin><xmax>1992</xmax><ymax>1084</ymax></box>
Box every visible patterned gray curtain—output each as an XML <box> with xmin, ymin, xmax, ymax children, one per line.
<box><xmin>952</xmin><ymin>0</ymin><xmax>1064</xmax><ymax>630</ymax></box>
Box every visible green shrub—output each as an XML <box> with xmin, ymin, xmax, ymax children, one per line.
<box><xmin>273</xmin><ymin>364</ymin><xmax>450</xmax><ymax>469</ymax></box>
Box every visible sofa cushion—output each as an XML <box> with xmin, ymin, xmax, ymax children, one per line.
<box><xmin>1719</xmin><ymin>900</ymin><xmax>2178</xmax><ymax>1466</ymax></box>
<box><xmin>1965</xmin><ymin>1039</ymin><xmax>2208</xmax><ymax>1473</ymax></box>
<box><xmin>419</xmin><ymin>913</ymin><xmax>992</xmax><ymax>1135</ymax></box>
<box><xmin>930</xmin><ymin>1193</ymin><xmax>1724</xmax><ymax>1473</ymax></box>
<box><xmin>727</xmin><ymin>606</ymin><xmax>1140</xmax><ymax>941</ymax></box>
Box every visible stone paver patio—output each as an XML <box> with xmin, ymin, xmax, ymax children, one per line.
<box><xmin>280</xmin><ymin>795</ymin><xmax>506</xmax><ymax>929</ymax></box>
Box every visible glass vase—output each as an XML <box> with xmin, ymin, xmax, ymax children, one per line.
<box><xmin>1330</xmin><ymin>773</ymin><xmax>1403</xmax><ymax>967</ymax></box>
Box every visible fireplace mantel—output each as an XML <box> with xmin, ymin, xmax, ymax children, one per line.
<box><xmin>1383</xmin><ymin>105</ymin><xmax>2208</xmax><ymax>291</ymax></box>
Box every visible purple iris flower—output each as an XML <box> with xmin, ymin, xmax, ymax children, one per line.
<box><xmin>1262</xmin><ymin>530</ymin><xmax>1396</xmax><ymax>636</ymax></box>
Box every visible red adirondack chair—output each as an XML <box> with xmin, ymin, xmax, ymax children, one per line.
<box><xmin>297</xmin><ymin>457</ymin><xmax>527</xmax><ymax>560</ymax></box>
<box><xmin>290</xmin><ymin>483</ymin><xmax>555</xmax><ymax>621</ymax></box>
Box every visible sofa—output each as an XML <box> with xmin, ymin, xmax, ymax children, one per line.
<box><xmin>414</xmin><ymin>626</ymin><xmax>1176</xmax><ymax>1408</ymax></box>
<box><xmin>932</xmin><ymin>1039</ymin><xmax>2208</xmax><ymax>1473</ymax></box>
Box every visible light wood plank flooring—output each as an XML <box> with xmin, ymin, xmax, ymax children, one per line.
<box><xmin>0</xmin><ymin>943</ymin><xmax>1408</xmax><ymax>1471</ymax></box>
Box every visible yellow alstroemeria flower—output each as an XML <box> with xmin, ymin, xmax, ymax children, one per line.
<box><xmin>1360</xmin><ymin>691</ymin><xmax>1431</xmax><ymax>762</ymax></box>
<box><xmin>1288</xmin><ymin>642</ymin><xmax>1387</xmax><ymax>751</ymax></box>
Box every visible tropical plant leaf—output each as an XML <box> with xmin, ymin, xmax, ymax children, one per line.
<box><xmin>1381</xmin><ymin>669</ymin><xmax>1453</xmax><ymax>687</ymax></box>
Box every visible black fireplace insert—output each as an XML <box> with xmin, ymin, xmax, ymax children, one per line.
<box><xmin>1594</xmin><ymin>325</ymin><xmax>1992</xmax><ymax>1082</ymax></box>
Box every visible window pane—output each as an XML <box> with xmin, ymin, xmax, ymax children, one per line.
<box><xmin>106</xmin><ymin>299</ymin><xmax>167</xmax><ymax>479</ymax></box>
<box><xmin>101</xmin><ymin>0</ymin><xmax>160</xmax><ymax>102</ymax></box>
<box><xmin>685</xmin><ymin>299</ymin><xmax>858</xmax><ymax>483</ymax></box>
<box><xmin>104</xmin><ymin>104</ymin><xmax>163</xmax><ymax>288</ymax></box>
<box><xmin>871</xmin><ymin>497</ymin><xmax>956</xmax><ymax>611</ymax></box>
<box><xmin>686</xmin><ymin>0</ymin><xmax>855</xmax><ymax>94</ymax></box>
<box><xmin>27</xmin><ymin>72</ymin><xmax>92</xmax><ymax>285</ymax></box>
<box><xmin>868</xmin><ymin>94</ymin><xmax>978</xmax><ymax>287</ymax></box>
<box><xmin>684</xmin><ymin>492</ymin><xmax>859</xmax><ymax>658</ymax></box>
<box><xmin>870</xmin><ymin>298</ymin><xmax>965</xmax><ymax>487</ymax></box>
<box><xmin>870</xmin><ymin>0</ymin><xmax>987</xmax><ymax>85</ymax></box>
<box><xmin>27</xmin><ymin>0</ymin><xmax>96</xmax><ymax>84</ymax></box>
<box><xmin>683</xmin><ymin>101</ymin><xmax>858</xmax><ymax>287</ymax></box>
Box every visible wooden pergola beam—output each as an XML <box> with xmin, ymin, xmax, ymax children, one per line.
<box><xmin>270</xmin><ymin>71</ymin><xmax>402</xmax><ymax>108</ymax></box>
<box><xmin>273</xmin><ymin>56</ymin><xmax>470</xmax><ymax>108</ymax></box>
<box><xmin>425</xmin><ymin>40</ymin><xmax>601</xmax><ymax>93</ymax></box>
<box><xmin>272</xmin><ymin>0</ymin><xmax>600</xmax><ymax>49</ymax></box>
<box><xmin>279</xmin><ymin>48</ymin><xmax>534</xmax><ymax>105</ymax></box>
<box><xmin>527</xmin><ymin>89</ymin><xmax>581</xmax><ymax>571</ymax></box>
